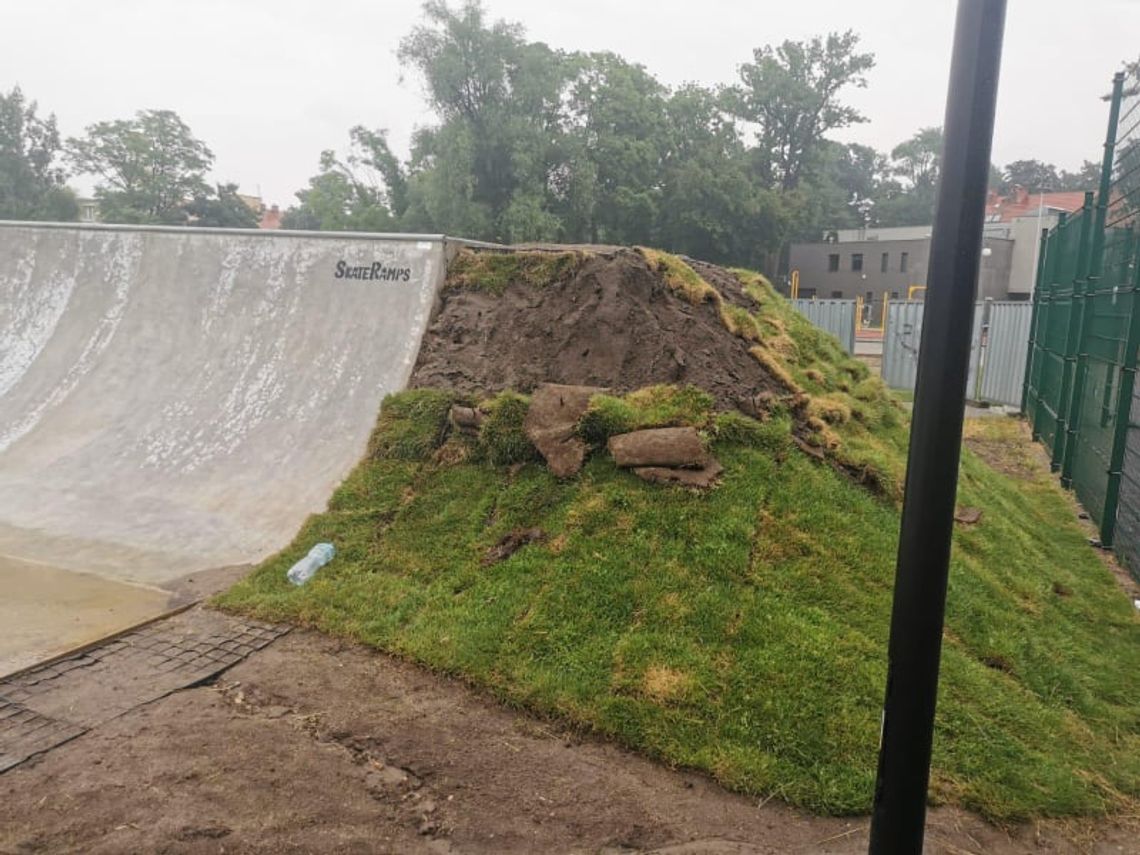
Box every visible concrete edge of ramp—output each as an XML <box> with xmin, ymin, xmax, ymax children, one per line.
<box><xmin>0</xmin><ymin>218</ymin><xmax>503</xmax><ymax>249</ymax></box>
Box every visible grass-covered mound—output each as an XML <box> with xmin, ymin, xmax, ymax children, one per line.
<box><xmin>219</xmin><ymin>378</ymin><xmax>1140</xmax><ymax>821</ymax></box>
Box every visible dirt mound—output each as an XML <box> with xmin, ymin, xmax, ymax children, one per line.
<box><xmin>409</xmin><ymin>248</ymin><xmax>784</xmax><ymax>409</ymax></box>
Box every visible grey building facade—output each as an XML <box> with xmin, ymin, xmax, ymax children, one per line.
<box><xmin>788</xmin><ymin>235</ymin><xmax>1015</xmax><ymax>325</ymax></box>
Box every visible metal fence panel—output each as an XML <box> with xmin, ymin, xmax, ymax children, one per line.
<box><xmin>978</xmin><ymin>302</ymin><xmax>1032</xmax><ymax>406</ymax></box>
<box><xmin>882</xmin><ymin>301</ymin><xmax>924</xmax><ymax>391</ymax></box>
<box><xmin>792</xmin><ymin>299</ymin><xmax>856</xmax><ymax>353</ymax></box>
<box><xmin>882</xmin><ymin>301</ymin><xmax>985</xmax><ymax>397</ymax></box>
<box><xmin>1023</xmin><ymin>68</ymin><xmax>1140</xmax><ymax>559</ymax></box>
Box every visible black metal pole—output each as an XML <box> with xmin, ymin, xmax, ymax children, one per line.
<box><xmin>869</xmin><ymin>2</ymin><xmax>1006</xmax><ymax>853</ymax></box>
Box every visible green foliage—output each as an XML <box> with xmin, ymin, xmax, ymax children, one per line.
<box><xmin>184</xmin><ymin>182</ymin><xmax>259</xmax><ymax>228</ymax></box>
<box><xmin>220</xmin><ymin>414</ymin><xmax>1140</xmax><ymax>820</ymax></box>
<box><xmin>477</xmin><ymin>391</ymin><xmax>539</xmax><ymax>465</ymax></box>
<box><xmin>281</xmin><ymin>128</ymin><xmax>403</xmax><ymax>231</ymax></box>
<box><xmin>577</xmin><ymin>385</ymin><xmax>715</xmax><ymax>445</ymax></box>
<box><xmin>0</xmin><ymin>87</ymin><xmax>76</xmax><ymax>221</ymax></box>
<box><xmin>728</xmin><ymin>31</ymin><xmax>875</xmax><ymax>192</ymax></box>
<box><xmin>368</xmin><ymin>389</ymin><xmax>455</xmax><ymax>460</ymax></box>
<box><xmin>67</xmin><ymin>109</ymin><xmax>213</xmax><ymax>225</ymax></box>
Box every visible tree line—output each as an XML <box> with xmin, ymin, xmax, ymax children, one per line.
<box><xmin>0</xmin><ymin>1</ymin><xmax>1100</xmax><ymax>270</ymax></box>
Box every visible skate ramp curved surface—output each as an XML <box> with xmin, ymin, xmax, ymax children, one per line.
<box><xmin>0</xmin><ymin>223</ymin><xmax>447</xmax><ymax>592</ymax></box>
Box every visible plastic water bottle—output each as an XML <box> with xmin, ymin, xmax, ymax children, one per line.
<box><xmin>286</xmin><ymin>542</ymin><xmax>335</xmax><ymax>586</ymax></box>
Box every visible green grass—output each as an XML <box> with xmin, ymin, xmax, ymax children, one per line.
<box><xmin>577</xmin><ymin>385</ymin><xmax>716</xmax><ymax>445</ymax></box>
<box><xmin>218</xmin><ymin>403</ymin><xmax>1140</xmax><ymax>821</ymax></box>
<box><xmin>446</xmin><ymin>248</ymin><xmax>586</xmax><ymax>294</ymax></box>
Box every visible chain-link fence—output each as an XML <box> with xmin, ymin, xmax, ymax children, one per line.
<box><xmin>1024</xmin><ymin>69</ymin><xmax>1140</xmax><ymax>567</ymax></box>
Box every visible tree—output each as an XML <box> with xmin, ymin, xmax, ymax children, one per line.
<box><xmin>730</xmin><ymin>31</ymin><xmax>875</xmax><ymax>191</ymax></box>
<box><xmin>398</xmin><ymin>1</ymin><xmax>571</xmax><ymax>241</ymax></box>
<box><xmin>0</xmin><ymin>87</ymin><xmax>77</xmax><ymax>221</ymax></box>
<box><xmin>282</xmin><ymin>147</ymin><xmax>396</xmax><ymax>233</ymax></box>
<box><xmin>869</xmin><ymin>127</ymin><xmax>943</xmax><ymax>226</ymax></box>
<box><xmin>184</xmin><ymin>182</ymin><xmax>258</xmax><ymax>228</ymax></box>
<box><xmin>67</xmin><ymin>109</ymin><xmax>213</xmax><ymax>224</ymax></box>
<box><xmin>656</xmin><ymin>84</ymin><xmax>785</xmax><ymax>265</ymax></box>
<box><xmin>1057</xmin><ymin>160</ymin><xmax>1102</xmax><ymax>192</ymax></box>
<box><xmin>1001</xmin><ymin>159</ymin><xmax>1060</xmax><ymax>192</ymax></box>
<box><xmin>891</xmin><ymin>127</ymin><xmax>942</xmax><ymax>190</ymax></box>
<box><xmin>565</xmin><ymin>52</ymin><xmax>670</xmax><ymax>244</ymax></box>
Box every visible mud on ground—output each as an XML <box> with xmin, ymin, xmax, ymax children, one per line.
<box><xmin>1</xmin><ymin>623</ymin><xmax>1134</xmax><ymax>855</ymax></box>
<box><xmin>410</xmin><ymin>248</ymin><xmax>782</xmax><ymax>410</ymax></box>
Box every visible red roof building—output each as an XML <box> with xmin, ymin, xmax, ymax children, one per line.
<box><xmin>985</xmin><ymin>186</ymin><xmax>1086</xmax><ymax>222</ymax></box>
<box><xmin>259</xmin><ymin>205</ymin><xmax>283</xmax><ymax>230</ymax></box>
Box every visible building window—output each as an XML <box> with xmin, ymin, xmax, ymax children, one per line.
<box><xmin>890</xmin><ymin>291</ymin><xmax>899</xmax><ymax>299</ymax></box>
<box><xmin>800</xmin><ymin>287</ymin><xmax>817</xmax><ymax>299</ymax></box>
<box><xmin>881</xmin><ymin>252</ymin><xmax>889</xmax><ymax>272</ymax></box>
<box><xmin>900</xmin><ymin>252</ymin><xmax>909</xmax><ymax>273</ymax></box>
<box><xmin>866</xmin><ymin>290</ymin><xmax>874</xmax><ymax>302</ymax></box>
<box><xmin>828</xmin><ymin>253</ymin><xmax>840</xmax><ymax>272</ymax></box>
<box><xmin>831</xmin><ymin>290</ymin><xmax>843</xmax><ymax>299</ymax></box>
<box><xmin>852</xmin><ymin>253</ymin><xmax>863</xmax><ymax>272</ymax></box>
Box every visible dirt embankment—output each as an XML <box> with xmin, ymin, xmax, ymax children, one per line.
<box><xmin>410</xmin><ymin>248</ymin><xmax>783</xmax><ymax>410</ymax></box>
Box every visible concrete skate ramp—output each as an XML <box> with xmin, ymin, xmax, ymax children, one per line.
<box><xmin>0</xmin><ymin>223</ymin><xmax>448</xmax><ymax>626</ymax></box>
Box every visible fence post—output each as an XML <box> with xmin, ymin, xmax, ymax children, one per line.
<box><xmin>1032</xmin><ymin>216</ymin><xmax>1064</xmax><ymax>442</ymax></box>
<box><xmin>1060</xmin><ymin>73</ymin><xmax>1125</xmax><ymax>488</ymax></box>
<box><xmin>1102</xmin><ymin>229</ymin><xmax>1140</xmax><ymax>546</ymax></box>
<box><xmin>1056</xmin><ymin>195</ymin><xmax>1094</xmax><ymax>478</ymax></box>
<box><xmin>1021</xmin><ymin>227</ymin><xmax>1049</xmax><ymax>416</ymax></box>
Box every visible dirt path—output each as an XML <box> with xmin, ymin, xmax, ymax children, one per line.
<box><xmin>1</xmin><ymin>618</ymin><xmax>1133</xmax><ymax>854</ymax></box>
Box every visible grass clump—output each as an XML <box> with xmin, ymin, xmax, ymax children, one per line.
<box><xmin>447</xmin><ymin>249</ymin><xmax>585</xmax><ymax>294</ymax></box>
<box><xmin>712</xmin><ymin>410</ymin><xmax>793</xmax><ymax>454</ymax></box>
<box><xmin>477</xmin><ymin>391</ymin><xmax>539</xmax><ymax>466</ymax></box>
<box><xmin>638</xmin><ymin>247</ymin><xmax>717</xmax><ymax>304</ymax></box>
<box><xmin>219</xmin><ymin>411</ymin><xmax>1140</xmax><ymax>821</ymax></box>
<box><xmin>577</xmin><ymin>385</ymin><xmax>715</xmax><ymax>445</ymax></box>
<box><xmin>367</xmin><ymin>389</ymin><xmax>455</xmax><ymax>461</ymax></box>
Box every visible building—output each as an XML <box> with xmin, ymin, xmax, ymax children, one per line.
<box><xmin>789</xmin><ymin>234</ymin><xmax>1014</xmax><ymax>325</ymax></box>
<box><xmin>76</xmin><ymin>197</ymin><xmax>99</xmax><ymax>224</ymax></box>
<box><xmin>259</xmin><ymin>204</ymin><xmax>282</xmax><ymax>230</ymax></box>
<box><xmin>788</xmin><ymin>187</ymin><xmax>1087</xmax><ymax>325</ymax></box>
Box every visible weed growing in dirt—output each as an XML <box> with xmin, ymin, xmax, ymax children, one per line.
<box><xmin>219</xmin><ymin>400</ymin><xmax>1140</xmax><ymax>821</ymax></box>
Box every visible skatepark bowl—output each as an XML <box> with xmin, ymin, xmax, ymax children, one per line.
<box><xmin>0</xmin><ymin>221</ymin><xmax>473</xmax><ymax>675</ymax></box>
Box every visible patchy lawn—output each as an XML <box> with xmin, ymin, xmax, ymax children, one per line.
<box><xmin>218</xmin><ymin>397</ymin><xmax>1140</xmax><ymax>821</ymax></box>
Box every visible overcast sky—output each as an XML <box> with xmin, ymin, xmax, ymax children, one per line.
<box><xmin>3</xmin><ymin>0</ymin><xmax>1137</xmax><ymax>206</ymax></box>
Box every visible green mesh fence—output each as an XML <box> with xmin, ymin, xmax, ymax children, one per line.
<box><xmin>1023</xmin><ymin>70</ymin><xmax>1140</xmax><ymax>561</ymax></box>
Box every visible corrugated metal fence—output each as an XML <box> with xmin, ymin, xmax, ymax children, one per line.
<box><xmin>792</xmin><ymin>299</ymin><xmax>856</xmax><ymax>353</ymax></box>
<box><xmin>882</xmin><ymin>300</ymin><xmax>1029</xmax><ymax>406</ymax></box>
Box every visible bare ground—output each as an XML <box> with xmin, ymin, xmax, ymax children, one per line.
<box><xmin>2</xmin><ymin>625</ymin><xmax>1136</xmax><ymax>855</ymax></box>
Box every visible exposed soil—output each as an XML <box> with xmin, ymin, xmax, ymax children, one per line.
<box><xmin>1</xmin><ymin>621</ymin><xmax>1135</xmax><ymax>855</ymax></box>
<box><xmin>410</xmin><ymin>249</ymin><xmax>782</xmax><ymax>410</ymax></box>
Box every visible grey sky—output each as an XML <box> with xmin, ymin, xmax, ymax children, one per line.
<box><xmin>3</xmin><ymin>0</ymin><xmax>1137</xmax><ymax>207</ymax></box>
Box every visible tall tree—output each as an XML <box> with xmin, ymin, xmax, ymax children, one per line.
<box><xmin>0</xmin><ymin>87</ymin><xmax>77</xmax><ymax>221</ymax></box>
<box><xmin>1057</xmin><ymin>160</ymin><xmax>1102</xmax><ymax>192</ymax></box>
<box><xmin>282</xmin><ymin>127</ymin><xmax>409</xmax><ymax>232</ymax></box>
<box><xmin>398</xmin><ymin>0</ymin><xmax>570</xmax><ymax>241</ymax></box>
<box><xmin>730</xmin><ymin>31</ymin><xmax>874</xmax><ymax>191</ymax></box>
<box><xmin>656</xmin><ymin>83</ymin><xmax>785</xmax><ymax>265</ymax></box>
<box><xmin>67</xmin><ymin>109</ymin><xmax>213</xmax><ymax>224</ymax></box>
<box><xmin>566</xmin><ymin>52</ymin><xmax>670</xmax><ymax>244</ymax></box>
<box><xmin>282</xmin><ymin>146</ymin><xmax>396</xmax><ymax>232</ymax></box>
<box><xmin>1001</xmin><ymin>159</ymin><xmax>1060</xmax><ymax>192</ymax></box>
<box><xmin>184</xmin><ymin>182</ymin><xmax>259</xmax><ymax>228</ymax></box>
